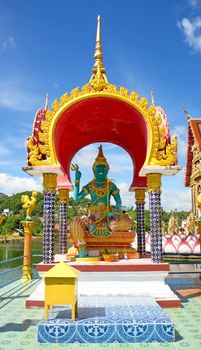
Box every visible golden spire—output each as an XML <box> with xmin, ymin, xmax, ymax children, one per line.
<box><xmin>89</xmin><ymin>15</ymin><xmax>108</xmax><ymax>90</ymax></box>
<box><xmin>92</xmin><ymin>15</ymin><xmax>106</xmax><ymax>74</ymax></box>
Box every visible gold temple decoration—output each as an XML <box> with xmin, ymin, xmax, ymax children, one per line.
<box><xmin>147</xmin><ymin>173</ymin><xmax>162</xmax><ymax>193</ymax></box>
<box><xmin>134</xmin><ymin>189</ymin><xmax>146</xmax><ymax>203</ymax></box>
<box><xmin>43</xmin><ymin>173</ymin><xmax>57</xmax><ymax>192</ymax></box>
<box><xmin>26</xmin><ymin>16</ymin><xmax>178</xmax><ymax>169</ymax></box>
<box><xmin>89</xmin><ymin>15</ymin><xmax>108</xmax><ymax>91</ymax></box>
<box><xmin>58</xmin><ymin>189</ymin><xmax>69</xmax><ymax>204</ymax></box>
<box><xmin>93</xmin><ymin>145</ymin><xmax>109</xmax><ymax>170</ymax></box>
<box><xmin>21</xmin><ymin>191</ymin><xmax>38</xmax><ymax>220</ymax></box>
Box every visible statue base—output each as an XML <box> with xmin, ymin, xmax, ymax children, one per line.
<box><xmin>84</xmin><ymin>231</ymin><xmax>137</xmax><ymax>258</ymax></box>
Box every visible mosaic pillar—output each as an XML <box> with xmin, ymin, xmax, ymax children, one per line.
<box><xmin>134</xmin><ymin>188</ymin><xmax>146</xmax><ymax>255</ymax></box>
<box><xmin>58</xmin><ymin>189</ymin><xmax>69</xmax><ymax>255</ymax></box>
<box><xmin>43</xmin><ymin>173</ymin><xmax>57</xmax><ymax>263</ymax></box>
<box><xmin>147</xmin><ymin>173</ymin><xmax>162</xmax><ymax>263</ymax></box>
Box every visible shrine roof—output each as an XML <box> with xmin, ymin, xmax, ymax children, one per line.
<box><xmin>185</xmin><ymin>118</ymin><xmax>201</xmax><ymax>187</ymax></box>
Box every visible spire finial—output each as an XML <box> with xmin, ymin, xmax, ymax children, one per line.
<box><xmin>45</xmin><ymin>93</ymin><xmax>49</xmax><ymax>109</ymax></box>
<box><xmin>93</xmin><ymin>15</ymin><xmax>106</xmax><ymax>74</ymax></box>
<box><xmin>93</xmin><ymin>145</ymin><xmax>109</xmax><ymax>170</ymax></box>
<box><xmin>151</xmin><ymin>91</ymin><xmax>155</xmax><ymax>105</ymax></box>
<box><xmin>183</xmin><ymin>106</ymin><xmax>191</xmax><ymax>119</ymax></box>
<box><xmin>88</xmin><ymin>16</ymin><xmax>108</xmax><ymax>90</ymax></box>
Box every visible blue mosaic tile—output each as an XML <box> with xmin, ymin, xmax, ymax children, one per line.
<box><xmin>38</xmin><ymin>296</ymin><xmax>175</xmax><ymax>343</ymax></box>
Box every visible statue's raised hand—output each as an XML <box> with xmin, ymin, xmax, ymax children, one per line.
<box><xmin>71</xmin><ymin>163</ymin><xmax>81</xmax><ymax>181</ymax></box>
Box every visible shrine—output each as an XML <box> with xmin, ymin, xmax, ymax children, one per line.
<box><xmin>23</xmin><ymin>16</ymin><xmax>181</xmax><ymax>265</ymax></box>
<box><xmin>21</xmin><ymin>15</ymin><xmax>185</xmax><ymax>344</ymax></box>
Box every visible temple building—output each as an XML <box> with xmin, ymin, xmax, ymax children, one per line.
<box><xmin>185</xmin><ymin>117</ymin><xmax>201</xmax><ymax>217</ymax></box>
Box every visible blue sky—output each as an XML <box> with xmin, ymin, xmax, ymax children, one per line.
<box><xmin>0</xmin><ymin>0</ymin><xmax>201</xmax><ymax>210</ymax></box>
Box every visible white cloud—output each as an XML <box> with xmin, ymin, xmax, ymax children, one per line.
<box><xmin>171</xmin><ymin>124</ymin><xmax>187</xmax><ymax>158</ymax></box>
<box><xmin>0</xmin><ymin>173</ymin><xmax>42</xmax><ymax>195</ymax></box>
<box><xmin>178</xmin><ymin>17</ymin><xmax>201</xmax><ymax>53</ymax></box>
<box><xmin>162</xmin><ymin>189</ymin><xmax>191</xmax><ymax>212</ymax></box>
<box><xmin>72</xmin><ymin>143</ymin><xmax>133</xmax><ymax>174</ymax></box>
<box><xmin>1</xmin><ymin>36</ymin><xmax>17</xmax><ymax>54</ymax></box>
<box><xmin>188</xmin><ymin>0</ymin><xmax>201</xmax><ymax>8</ymax></box>
<box><xmin>117</xmin><ymin>181</ymin><xmax>191</xmax><ymax>212</ymax></box>
<box><xmin>0</xmin><ymin>79</ymin><xmax>43</xmax><ymax>111</ymax></box>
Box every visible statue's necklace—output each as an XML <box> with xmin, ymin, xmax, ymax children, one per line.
<box><xmin>90</xmin><ymin>180</ymin><xmax>107</xmax><ymax>198</ymax></box>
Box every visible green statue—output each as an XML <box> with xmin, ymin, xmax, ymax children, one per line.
<box><xmin>74</xmin><ymin>145</ymin><xmax>122</xmax><ymax>229</ymax></box>
<box><xmin>69</xmin><ymin>146</ymin><xmax>132</xmax><ymax>254</ymax></box>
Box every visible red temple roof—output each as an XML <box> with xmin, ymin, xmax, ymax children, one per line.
<box><xmin>185</xmin><ymin>118</ymin><xmax>201</xmax><ymax>187</ymax></box>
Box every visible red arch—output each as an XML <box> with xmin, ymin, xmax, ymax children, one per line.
<box><xmin>54</xmin><ymin>97</ymin><xmax>148</xmax><ymax>188</ymax></box>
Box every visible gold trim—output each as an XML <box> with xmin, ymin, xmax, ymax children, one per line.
<box><xmin>134</xmin><ymin>188</ymin><xmax>146</xmax><ymax>202</ymax></box>
<box><xmin>82</xmin><ymin>186</ymin><xmax>89</xmax><ymax>195</ymax></box>
<box><xmin>111</xmin><ymin>189</ymin><xmax>119</xmax><ymax>196</ymax></box>
<box><xmin>43</xmin><ymin>173</ymin><xmax>57</xmax><ymax>190</ymax></box>
<box><xmin>46</xmin><ymin>90</ymin><xmax>155</xmax><ymax>166</ymax></box>
<box><xmin>58</xmin><ymin>189</ymin><xmax>69</xmax><ymax>204</ymax></box>
<box><xmin>147</xmin><ymin>173</ymin><xmax>162</xmax><ymax>190</ymax></box>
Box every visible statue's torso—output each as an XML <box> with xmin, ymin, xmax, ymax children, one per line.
<box><xmin>83</xmin><ymin>180</ymin><xmax>118</xmax><ymax>210</ymax></box>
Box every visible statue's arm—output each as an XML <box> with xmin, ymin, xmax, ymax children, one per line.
<box><xmin>111</xmin><ymin>184</ymin><xmax>122</xmax><ymax>210</ymax></box>
<box><xmin>73</xmin><ymin>168</ymin><xmax>89</xmax><ymax>202</ymax></box>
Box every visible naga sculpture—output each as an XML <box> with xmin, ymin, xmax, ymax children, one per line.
<box><xmin>69</xmin><ymin>146</ymin><xmax>132</xmax><ymax>256</ymax></box>
<box><xmin>21</xmin><ymin>191</ymin><xmax>38</xmax><ymax>221</ymax></box>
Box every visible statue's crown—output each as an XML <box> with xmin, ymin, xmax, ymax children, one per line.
<box><xmin>93</xmin><ymin>145</ymin><xmax>109</xmax><ymax>170</ymax></box>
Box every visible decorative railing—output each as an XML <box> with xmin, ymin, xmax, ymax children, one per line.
<box><xmin>0</xmin><ymin>254</ymin><xmax>43</xmax><ymax>287</ymax></box>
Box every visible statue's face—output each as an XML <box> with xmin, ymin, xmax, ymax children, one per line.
<box><xmin>93</xmin><ymin>164</ymin><xmax>108</xmax><ymax>182</ymax></box>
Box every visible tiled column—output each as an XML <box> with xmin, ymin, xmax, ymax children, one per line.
<box><xmin>43</xmin><ymin>173</ymin><xmax>57</xmax><ymax>263</ymax></box>
<box><xmin>147</xmin><ymin>173</ymin><xmax>162</xmax><ymax>263</ymax></box>
<box><xmin>58</xmin><ymin>189</ymin><xmax>69</xmax><ymax>255</ymax></box>
<box><xmin>134</xmin><ymin>188</ymin><xmax>146</xmax><ymax>255</ymax></box>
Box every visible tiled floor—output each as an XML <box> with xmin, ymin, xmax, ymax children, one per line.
<box><xmin>38</xmin><ymin>296</ymin><xmax>174</xmax><ymax>343</ymax></box>
<box><xmin>0</xmin><ymin>279</ymin><xmax>201</xmax><ymax>349</ymax></box>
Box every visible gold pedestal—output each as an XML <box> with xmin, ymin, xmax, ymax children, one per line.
<box><xmin>21</xmin><ymin>221</ymin><xmax>35</xmax><ymax>281</ymax></box>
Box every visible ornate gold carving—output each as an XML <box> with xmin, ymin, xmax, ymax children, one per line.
<box><xmin>139</xmin><ymin>96</ymin><xmax>148</xmax><ymax>110</ymax></box>
<box><xmin>60</xmin><ymin>93</ymin><xmax>69</xmax><ymax>105</ymax></box>
<box><xmin>52</xmin><ymin>99</ymin><xmax>60</xmax><ymax>113</ymax></box>
<box><xmin>21</xmin><ymin>192</ymin><xmax>38</xmax><ymax>220</ymax></box>
<box><xmin>70</xmin><ymin>87</ymin><xmax>80</xmax><ymax>98</ymax></box>
<box><xmin>29</xmin><ymin>74</ymin><xmax>177</xmax><ymax>168</ymax></box>
<box><xmin>21</xmin><ymin>220</ymin><xmax>35</xmax><ymax>234</ymax></box>
<box><xmin>43</xmin><ymin>173</ymin><xmax>57</xmax><ymax>191</ymax></box>
<box><xmin>27</xmin><ymin>136</ymin><xmax>50</xmax><ymax>166</ymax></box>
<box><xmin>147</xmin><ymin>173</ymin><xmax>162</xmax><ymax>193</ymax></box>
<box><xmin>58</xmin><ymin>189</ymin><xmax>69</xmax><ymax>204</ymax></box>
<box><xmin>119</xmin><ymin>87</ymin><xmax>129</xmax><ymax>97</ymax></box>
<box><xmin>89</xmin><ymin>61</ymin><xmax>108</xmax><ymax>91</ymax></box>
<box><xmin>150</xmin><ymin>136</ymin><xmax>177</xmax><ymax>166</ymax></box>
<box><xmin>130</xmin><ymin>91</ymin><xmax>139</xmax><ymax>102</ymax></box>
